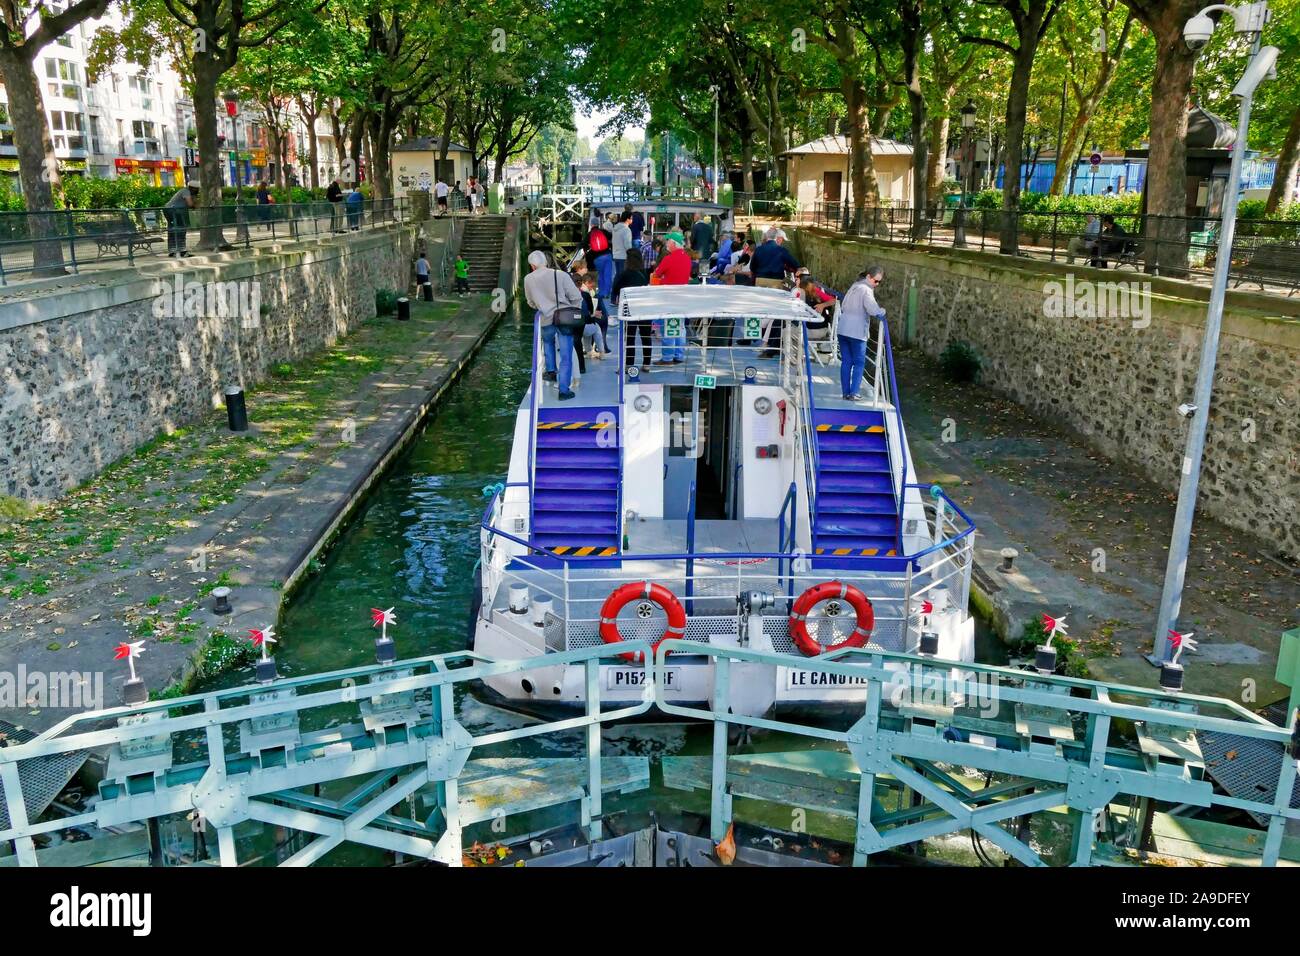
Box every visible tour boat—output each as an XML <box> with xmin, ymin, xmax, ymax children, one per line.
<box><xmin>471</xmin><ymin>283</ymin><xmax>978</xmax><ymax>719</ymax></box>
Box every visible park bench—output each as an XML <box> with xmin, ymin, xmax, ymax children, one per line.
<box><xmin>83</xmin><ymin>210</ymin><xmax>164</xmax><ymax>260</ymax></box>
<box><xmin>1232</xmin><ymin>241</ymin><xmax>1300</xmax><ymax>296</ymax></box>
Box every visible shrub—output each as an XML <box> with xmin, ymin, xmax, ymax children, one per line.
<box><xmin>375</xmin><ymin>288</ymin><xmax>399</xmax><ymax>315</ymax></box>
<box><xmin>939</xmin><ymin>340</ymin><xmax>980</xmax><ymax>383</ymax></box>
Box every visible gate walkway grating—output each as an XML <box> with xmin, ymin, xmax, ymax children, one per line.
<box><xmin>0</xmin><ymin>719</ymin><xmax>89</xmax><ymax>831</ymax></box>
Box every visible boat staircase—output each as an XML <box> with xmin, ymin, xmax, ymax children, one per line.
<box><xmin>811</xmin><ymin>407</ymin><xmax>901</xmax><ymax>566</ymax></box>
<box><xmin>530</xmin><ymin>405</ymin><xmax>622</xmax><ymax>557</ymax></box>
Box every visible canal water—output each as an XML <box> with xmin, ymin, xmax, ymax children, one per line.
<box><xmin>199</xmin><ymin>304</ymin><xmax>1041</xmax><ymax>864</ymax></box>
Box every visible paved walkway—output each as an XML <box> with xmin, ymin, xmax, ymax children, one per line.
<box><xmin>896</xmin><ymin>347</ymin><xmax>1298</xmax><ymax>704</ymax></box>
<box><xmin>0</xmin><ymin>293</ymin><xmax>503</xmax><ymax>732</ymax></box>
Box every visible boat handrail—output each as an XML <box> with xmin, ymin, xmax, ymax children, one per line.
<box><xmin>527</xmin><ymin>317</ymin><xmax>542</xmax><ymax>522</ymax></box>
<box><xmin>480</xmin><ymin>484</ymin><xmax>973</xmax><ymax>564</ymax></box>
<box><xmin>880</xmin><ymin>319</ymin><xmax>909</xmax><ymax>553</ymax></box>
<box><xmin>798</xmin><ymin>322</ymin><xmax>819</xmax><ymax>518</ymax></box>
<box><xmin>685</xmin><ymin>479</ymin><xmax>697</xmax><ymax>612</ymax></box>
<box><xmin>776</xmin><ymin>481</ymin><xmax>798</xmax><ymax>600</ymax></box>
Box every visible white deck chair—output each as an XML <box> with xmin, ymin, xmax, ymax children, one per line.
<box><xmin>808</xmin><ymin>300</ymin><xmax>839</xmax><ymax>366</ymax></box>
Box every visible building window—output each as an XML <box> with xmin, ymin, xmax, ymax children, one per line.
<box><xmin>45</xmin><ymin>59</ymin><xmax>80</xmax><ymax>100</ymax></box>
<box><xmin>128</xmin><ymin>75</ymin><xmax>153</xmax><ymax>112</ymax></box>
<box><xmin>50</xmin><ymin>111</ymin><xmax>86</xmax><ymax>151</ymax></box>
<box><xmin>132</xmin><ymin>120</ymin><xmax>159</xmax><ymax>157</ymax></box>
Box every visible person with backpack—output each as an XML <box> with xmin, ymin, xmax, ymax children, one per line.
<box><xmin>585</xmin><ymin>218</ymin><xmax>611</xmax><ymax>269</ymax></box>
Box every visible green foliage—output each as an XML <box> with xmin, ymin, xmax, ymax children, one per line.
<box><xmin>375</xmin><ymin>288</ymin><xmax>399</xmax><ymax>316</ymax></box>
<box><xmin>939</xmin><ymin>340</ymin><xmax>980</xmax><ymax>383</ymax></box>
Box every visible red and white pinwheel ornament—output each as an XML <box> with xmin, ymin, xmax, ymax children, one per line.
<box><xmin>1168</xmin><ymin>629</ymin><xmax>1197</xmax><ymax>664</ymax></box>
<box><xmin>248</xmin><ymin>626</ymin><xmax>277</xmax><ymax>662</ymax></box>
<box><xmin>1041</xmin><ymin>612</ymin><xmax>1068</xmax><ymax>647</ymax></box>
<box><xmin>371</xmin><ymin>606</ymin><xmax>397</xmax><ymax>642</ymax></box>
<box><xmin>916</xmin><ymin>599</ymin><xmax>934</xmax><ymax>626</ymax></box>
<box><xmin>114</xmin><ymin>640</ymin><xmax>145</xmax><ymax>681</ymax></box>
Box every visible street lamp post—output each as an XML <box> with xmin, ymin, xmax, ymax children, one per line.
<box><xmin>954</xmin><ymin>98</ymin><xmax>977</xmax><ymax>248</ymax></box>
<box><xmin>709</xmin><ymin>85</ymin><xmax>719</xmax><ymax>202</ymax></box>
<box><xmin>222</xmin><ymin>92</ymin><xmax>243</xmax><ymax>202</ymax></box>
<box><xmin>1151</xmin><ymin>1</ymin><xmax>1278</xmax><ymax>665</ymax></box>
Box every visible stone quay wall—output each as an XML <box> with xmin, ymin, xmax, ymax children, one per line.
<box><xmin>793</xmin><ymin>228</ymin><xmax>1300</xmax><ymax>556</ymax></box>
<box><xmin>2</xmin><ymin>224</ymin><xmax>419</xmax><ymax>501</ymax></box>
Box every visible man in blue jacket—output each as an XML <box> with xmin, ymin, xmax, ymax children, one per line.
<box><xmin>749</xmin><ymin>227</ymin><xmax>800</xmax><ymax>287</ymax></box>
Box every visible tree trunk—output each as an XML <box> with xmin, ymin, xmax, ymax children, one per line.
<box><xmin>927</xmin><ymin>113</ymin><xmax>950</xmax><ymax>204</ymax></box>
<box><xmin>1265</xmin><ymin>106</ymin><xmax>1300</xmax><ymax>213</ymax></box>
<box><xmin>999</xmin><ymin>41</ymin><xmax>1037</xmax><ymax>254</ymax></box>
<box><xmin>1050</xmin><ymin>108</ymin><xmax>1091</xmax><ymax>195</ymax></box>
<box><xmin>307</xmin><ymin>114</ymin><xmax>320</xmax><ymax>190</ymax></box>
<box><xmin>0</xmin><ymin>47</ymin><xmax>66</xmax><ymax>275</ymax></box>
<box><xmin>900</xmin><ymin>4</ymin><xmax>929</xmax><ymax>239</ymax></box>
<box><xmin>1127</xmin><ymin>0</ymin><xmax>1200</xmax><ymax>275</ymax></box>
<box><xmin>193</xmin><ymin>54</ymin><xmax>229</xmax><ymax>250</ymax></box>
<box><xmin>742</xmin><ymin>139</ymin><xmax>755</xmax><ymax>194</ymax></box>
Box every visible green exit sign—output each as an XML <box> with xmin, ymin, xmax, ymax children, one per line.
<box><xmin>694</xmin><ymin>374</ymin><xmax>717</xmax><ymax>390</ymax></box>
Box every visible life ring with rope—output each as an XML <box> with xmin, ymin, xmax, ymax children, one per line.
<box><xmin>788</xmin><ymin>581</ymin><xmax>875</xmax><ymax>657</ymax></box>
<box><xmin>598</xmin><ymin>582</ymin><xmax>687</xmax><ymax>663</ymax></box>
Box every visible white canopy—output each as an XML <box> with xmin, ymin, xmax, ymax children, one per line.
<box><xmin>618</xmin><ymin>284</ymin><xmax>823</xmax><ymax>322</ymax></box>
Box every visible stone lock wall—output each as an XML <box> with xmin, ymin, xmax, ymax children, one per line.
<box><xmin>2</xmin><ymin>226</ymin><xmax>417</xmax><ymax>501</ymax></box>
<box><xmin>793</xmin><ymin>228</ymin><xmax>1300</xmax><ymax>556</ymax></box>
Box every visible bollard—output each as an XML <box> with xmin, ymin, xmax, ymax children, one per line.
<box><xmin>396</xmin><ymin>296</ymin><xmax>411</xmax><ymax>321</ymax></box>
<box><xmin>421</xmin><ymin>282</ymin><xmax>433</xmax><ymax>302</ymax></box>
<box><xmin>212</xmin><ymin>586</ymin><xmax>233</xmax><ymax>615</ymax></box>
<box><xmin>998</xmin><ymin>547</ymin><xmax>1018</xmax><ymax>573</ymax></box>
<box><xmin>224</xmin><ymin>386</ymin><xmax>248</xmax><ymax>432</ymax></box>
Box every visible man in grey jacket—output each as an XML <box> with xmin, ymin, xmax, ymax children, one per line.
<box><xmin>837</xmin><ymin>265</ymin><xmax>886</xmax><ymax>401</ymax></box>
<box><xmin>524</xmin><ymin>249</ymin><xmax>584</xmax><ymax>400</ymax></box>
<box><xmin>611</xmin><ymin>212</ymin><xmax>633</xmax><ymax>276</ymax></box>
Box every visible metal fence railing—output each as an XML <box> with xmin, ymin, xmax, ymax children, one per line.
<box><xmin>802</xmin><ymin>202</ymin><xmax>1300</xmax><ymax>296</ymax></box>
<box><xmin>0</xmin><ymin>197</ymin><xmax>411</xmax><ymax>286</ymax></box>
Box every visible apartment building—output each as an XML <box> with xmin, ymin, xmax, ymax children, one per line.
<box><xmin>0</xmin><ymin>7</ymin><xmax>339</xmax><ymax>193</ymax></box>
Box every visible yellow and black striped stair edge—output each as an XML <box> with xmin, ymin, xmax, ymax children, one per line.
<box><xmin>536</xmin><ymin>421</ymin><xmax>615</xmax><ymax>430</ymax></box>
<box><xmin>814</xmin><ymin>547</ymin><xmax>898</xmax><ymax>557</ymax></box>
<box><xmin>547</xmin><ymin>545</ymin><xmax>620</xmax><ymax>556</ymax></box>
<box><xmin>815</xmin><ymin>424</ymin><xmax>886</xmax><ymax>433</ymax></box>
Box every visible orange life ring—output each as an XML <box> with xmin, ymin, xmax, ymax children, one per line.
<box><xmin>789</xmin><ymin>581</ymin><xmax>875</xmax><ymax>657</ymax></box>
<box><xmin>599</xmin><ymin>582</ymin><xmax>687</xmax><ymax>663</ymax></box>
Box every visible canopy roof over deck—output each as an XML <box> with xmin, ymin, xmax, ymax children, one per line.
<box><xmin>618</xmin><ymin>285</ymin><xmax>823</xmax><ymax>322</ymax></box>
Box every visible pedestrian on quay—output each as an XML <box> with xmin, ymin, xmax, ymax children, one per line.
<box><xmin>415</xmin><ymin>251</ymin><xmax>432</xmax><ymax>298</ymax></box>
<box><xmin>524</xmin><ymin>250</ymin><xmax>584</xmax><ymax>401</ymax></box>
<box><xmin>837</xmin><ymin>266</ymin><xmax>885</xmax><ymax>401</ymax></box>
<box><xmin>346</xmin><ymin>185</ymin><xmax>364</xmax><ymax>231</ymax></box>
<box><xmin>454</xmin><ymin>254</ymin><xmax>470</xmax><ymax>296</ymax></box>
<box><xmin>750</xmin><ymin>227</ymin><xmax>799</xmax><ymax>287</ymax></box>
<box><xmin>613</xmin><ymin>248</ymin><xmax>651</xmax><ymax>373</ymax></box>
<box><xmin>164</xmin><ymin>180</ymin><xmax>198</xmax><ymax>257</ymax></box>
<box><xmin>467</xmin><ymin>176</ymin><xmax>480</xmax><ymax>215</ymax></box>
<box><xmin>651</xmin><ymin>231</ymin><xmax>691</xmax><ymax>365</ymax></box>
<box><xmin>326</xmin><ymin>177</ymin><xmax>345</xmax><ymax>233</ymax></box>
<box><xmin>435</xmin><ymin>177</ymin><xmax>450</xmax><ymax>216</ymax></box>
<box><xmin>255</xmin><ymin>180</ymin><xmax>272</xmax><ymax>228</ymax></box>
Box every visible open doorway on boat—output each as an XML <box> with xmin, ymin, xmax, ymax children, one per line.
<box><xmin>663</xmin><ymin>384</ymin><xmax>737</xmax><ymax>522</ymax></box>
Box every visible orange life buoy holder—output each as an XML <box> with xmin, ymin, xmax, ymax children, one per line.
<box><xmin>789</xmin><ymin>581</ymin><xmax>875</xmax><ymax>657</ymax></box>
<box><xmin>599</xmin><ymin>582</ymin><xmax>687</xmax><ymax>663</ymax></box>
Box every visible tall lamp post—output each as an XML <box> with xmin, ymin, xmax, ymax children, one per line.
<box><xmin>1151</xmin><ymin>1</ymin><xmax>1278</xmax><ymax>665</ymax></box>
<box><xmin>709</xmin><ymin>85</ymin><xmax>720</xmax><ymax>202</ymax></box>
<box><xmin>954</xmin><ymin>98</ymin><xmax>977</xmax><ymax>248</ymax></box>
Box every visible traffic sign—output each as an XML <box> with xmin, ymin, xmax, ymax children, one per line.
<box><xmin>1089</xmin><ymin>152</ymin><xmax>1102</xmax><ymax>167</ymax></box>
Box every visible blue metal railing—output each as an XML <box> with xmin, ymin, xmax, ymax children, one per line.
<box><xmin>526</xmin><ymin>317</ymin><xmax>541</xmax><ymax>538</ymax></box>
<box><xmin>799</xmin><ymin>322</ymin><xmax>821</xmax><ymax>518</ymax></box>
<box><xmin>482</xmin><ymin>485</ymin><xmax>973</xmax><ymax>567</ymax></box>
<box><xmin>685</xmin><ymin>480</ymin><xmax>698</xmax><ymax>612</ymax></box>
<box><xmin>776</xmin><ymin>481</ymin><xmax>798</xmax><ymax>600</ymax></box>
